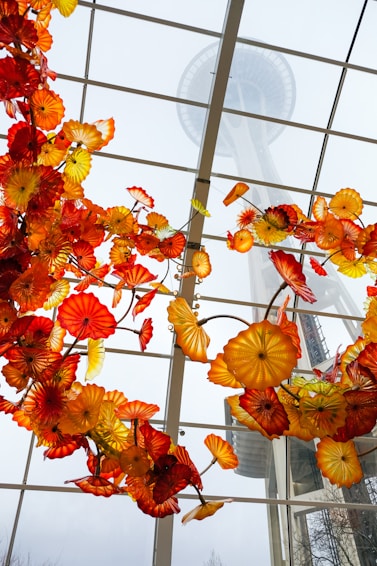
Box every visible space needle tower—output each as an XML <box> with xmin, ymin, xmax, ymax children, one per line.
<box><xmin>177</xmin><ymin>41</ymin><xmax>295</xmax><ymax>204</ymax></box>
<box><xmin>177</xmin><ymin>41</ymin><xmax>361</xmax><ymax>359</ymax></box>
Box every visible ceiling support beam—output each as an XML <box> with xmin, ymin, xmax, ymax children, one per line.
<box><xmin>153</xmin><ymin>1</ymin><xmax>244</xmax><ymax>565</ymax></box>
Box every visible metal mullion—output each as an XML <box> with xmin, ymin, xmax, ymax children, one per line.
<box><xmin>4</xmin><ymin>434</ymin><xmax>35</xmax><ymax>566</ymax></box>
<box><xmin>78</xmin><ymin>1</ymin><xmax>223</xmax><ymax>38</ymax></box>
<box><xmin>57</xmin><ymin>73</ymin><xmax>377</xmax><ymax>147</ymax></box>
<box><xmin>153</xmin><ymin>2</ymin><xmax>244</xmax><ymax>565</ymax></box>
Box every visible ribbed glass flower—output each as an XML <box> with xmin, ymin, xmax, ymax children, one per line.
<box><xmin>204</xmin><ymin>434</ymin><xmax>238</xmax><ymax>469</ymax></box>
<box><xmin>182</xmin><ymin>499</ymin><xmax>232</xmax><ymax>525</ymax></box>
<box><xmin>315</xmin><ymin>437</ymin><xmax>363</xmax><ymax>488</ymax></box>
<box><xmin>239</xmin><ymin>387</ymin><xmax>290</xmax><ymax>436</ymax></box>
<box><xmin>223</xmin><ymin>182</ymin><xmax>249</xmax><ymax>206</ymax></box>
<box><xmin>329</xmin><ymin>187</ymin><xmax>363</xmax><ymax>220</ymax></box>
<box><xmin>269</xmin><ymin>249</ymin><xmax>317</xmax><ymax>303</ymax></box>
<box><xmin>30</xmin><ymin>88</ymin><xmax>65</xmax><ymax>130</ymax></box>
<box><xmin>207</xmin><ymin>353</ymin><xmax>243</xmax><ymax>389</ymax></box>
<box><xmin>223</xmin><ymin>320</ymin><xmax>297</xmax><ymax>389</ymax></box>
<box><xmin>167</xmin><ymin>297</ymin><xmax>210</xmax><ymax>362</ymax></box>
<box><xmin>299</xmin><ymin>391</ymin><xmax>347</xmax><ymax>438</ymax></box>
<box><xmin>57</xmin><ymin>292</ymin><xmax>116</xmax><ymax>340</ymax></box>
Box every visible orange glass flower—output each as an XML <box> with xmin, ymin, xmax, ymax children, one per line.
<box><xmin>231</xmin><ymin>229</ymin><xmax>254</xmax><ymax>253</ymax></box>
<box><xmin>315</xmin><ymin>437</ymin><xmax>363</xmax><ymax>489</ymax></box>
<box><xmin>62</xmin><ymin>120</ymin><xmax>103</xmax><ymax>152</ymax></box>
<box><xmin>223</xmin><ymin>182</ymin><xmax>249</xmax><ymax>206</ymax></box>
<box><xmin>309</xmin><ymin>256</ymin><xmax>327</xmax><ymax>276</ymax></box>
<box><xmin>66</xmin><ymin>475</ymin><xmax>121</xmax><ymax>497</ymax></box>
<box><xmin>315</xmin><ymin>214</ymin><xmax>344</xmax><ymax>250</ymax></box>
<box><xmin>30</xmin><ymin>88</ymin><xmax>65</xmax><ymax>130</ymax></box>
<box><xmin>57</xmin><ymin>292</ymin><xmax>116</xmax><ymax>340</ymax></box>
<box><xmin>9</xmin><ymin>262</ymin><xmax>51</xmax><ymax>313</ymax></box>
<box><xmin>126</xmin><ymin>476</ymin><xmax>180</xmax><ymax>518</ymax></box>
<box><xmin>204</xmin><ymin>434</ymin><xmax>238</xmax><ymax>469</ymax></box>
<box><xmin>223</xmin><ymin>320</ymin><xmax>297</xmax><ymax>389</ymax></box>
<box><xmin>237</xmin><ymin>207</ymin><xmax>258</xmax><ymax>228</ymax></box>
<box><xmin>24</xmin><ymin>382</ymin><xmax>65</xmax><ymax>425</ymax></box>
<box><xmin>92</xmin><ymin>118</ymin><xmax>115</xmax><ymax>149</ymax></box>
<box><xmin>59</xmin><ymin>383</ymin><xmax>105</xmax><ymax>435</ymax></box>
<box><xmin>119</xmin><ymin>445</ymin><xmax>150</xmax><ymax>477</ymax></box>
<box><xmin>0</xmin><ymin>302</ymin><xmax>17</xmax><ymax>337</ymax></box>
<box><xmin>146</xmin><ymin>212</ymin><xmax>168</xmax><ymax>230</ymax></box>
<box><xmin>192</xmin><ymin>249</ymin><xmax>212</xmax><ymax>278</ymax></box>
<box><xmin>333</xmin><ymin>390</ymin><xmax>377</xmax><ymax>441</ymax></box>
<box><xmin>116</xmin><ymin>400</ymin><xmax>160</xmax><ymax>421</ymax></box>
<box><xmin>132</xmin><ymin>289</ymin><xmax>158</xmax><ymax>319</ymax></box>
<box><xmin>226</xmin><ymin>394</ymin><xmax>279</xmax><ymax>439</ymax></box>
<box><xmin>182</xmin><ymin>499</ymin><xmax>232</xmax><ymax>525</ymax></box>
<box><xmin>167</xmin><ymin>297</ymin><xmax>210</xmax><ymax>362</ymax></box>
<box><xmin>207</xmin><ymin>353</ymin><xmax>243</xmax><ymax>389</ymax></box>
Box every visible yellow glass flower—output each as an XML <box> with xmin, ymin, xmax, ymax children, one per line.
<box><xmin>329</xmin><ymin>187</ymin><xmax>363</xmax><ymax>220</ymax></box>
<box><xmin>105</xmin><ymin>206</ymin><xmax>134</xmax><ymax>236</ymax></box>
<box><xmin>253</xmin><ymin>217</ymin><xmax>287</xmax><ymax>245</ymax></box>
<box><xmin>191</xmin><ymin>198</ymin><xmax>210</xmax><ymax>217</ymax></box>
<box><xmin>43</xmin><ymin>279</ymin><xmax>70</xmax><ymax>310</ymax></box>
<box><xmin>52</xmin><ymin>0</ymin><xmax>78</xmax><ymax>17</ymax></box>
<box><xmin>64</xmin><ymin>147</ymin><xmax>92</xmax><ymax>183</ymax></box>
<box><xmin>4</xmin><ymin>167</ymin><xmax>40</xmax><ymax>212</ymax></box>
<box><xmin>315</xmin><ymin>437</ymin><xmax>363</xmax><ymax>488</ymax></box>
<box><xmin>223</xmin><ymin>320</ymin><xmax>297</xmax><ymax>389</ymax></box>
<box><xmin>299</xmin><ymin>391</ymin><xmax>347</xmax><ymax>437</ymax></box>
<box><xmin>338</xmin><ymin>259</ymin><xmax>367</xmax><ymax>278</ymax></box>
<box><xmin>85</xmin><ymin>338</ymin><xmax>105</xmax><ymax>381</ymax></box>
<box><xmin>167</xmin><ymin>297</ymin><xmax>210</xmax><ymax>362</ymax></box>
<box><xmin>91</xmin><ymin>401</ymin><xmax>130</xmax><ymax>452</ymax></box>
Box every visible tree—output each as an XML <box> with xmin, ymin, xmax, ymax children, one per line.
<box><xmin>203</xmin><ymin>550</ymin><xmax>225</xmax><ymax>566</ymax></box>
<box><xmin>293</xmin><ymin>481</ymin><xmax>377</xmax><ymax>566</ymax></box>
